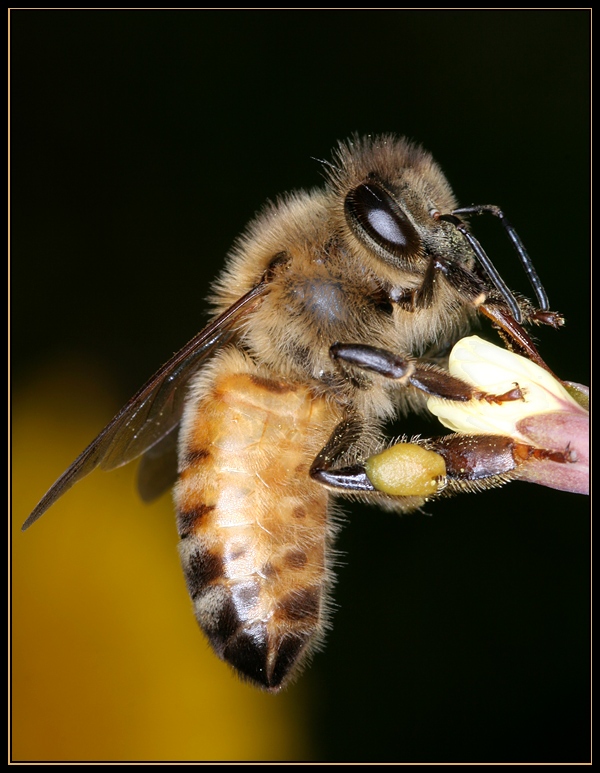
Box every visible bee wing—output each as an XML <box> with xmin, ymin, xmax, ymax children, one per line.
<box><xmin>22</xmin><ymin>280</ymin><xmax>268</xmax><ymax>530</ymax></box>
<box><xmin>135</xmin><ymin>424</ymin><xmax>180</xmax><ymax>504</ymax></box>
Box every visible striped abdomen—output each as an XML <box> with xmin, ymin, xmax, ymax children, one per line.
<box><xmin>174</xmin><ymin>348</ymin><xmax>343</xmax><ymax>691</ymax></box>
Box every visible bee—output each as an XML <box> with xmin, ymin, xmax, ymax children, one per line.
<box><xmin>23</xmin><ymin>134</ymin><xmax>568</xmax><ymax>692</ymax></box>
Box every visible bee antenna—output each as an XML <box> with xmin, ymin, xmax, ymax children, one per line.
<box><xmin>437</xmin><ymin>213</ymin><xmax>523</xmax><ymax>323</ymax></box>
<box><xmin>452</xmin><ymin>205</ymin><xmax>550</xmax><ymax>311</ymax></box>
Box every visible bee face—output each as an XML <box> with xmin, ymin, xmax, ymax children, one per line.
<box><xmin>23</xmin><ymin>135</ymin><xmax>575</xmax><ymax>691</ymax></box>
<box><xmin>333</xmin><ymin>137</ymin><xmax>470</xmax><ymax>276</ymax></box>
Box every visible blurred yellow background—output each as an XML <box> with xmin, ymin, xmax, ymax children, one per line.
<box><xmin>12</xmin><ymin>358</ymin><xmax>313</xmax><ymax>762</ymax></box>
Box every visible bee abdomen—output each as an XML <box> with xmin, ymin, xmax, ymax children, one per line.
<box><xmin>173</xmin><ymin>349</ymin><xmax>342</xmax><ymax>691</ymax></box>
<box><xmin>177</xmin><ymin>531</ymin><xmax>325</xmax><ymax>690</ymax></box>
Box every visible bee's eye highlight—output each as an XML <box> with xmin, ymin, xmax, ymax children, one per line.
<box><xmin>345</xmin><ymin>182</ymin><xmax>420</xmax><ymax>259</ymax></box>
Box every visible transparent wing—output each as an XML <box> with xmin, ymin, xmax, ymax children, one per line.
<box><xmin>22</xmin><ymin>280</ymin><xmax>268</xmax><ymax>530</ymax></box>
<box><xmin>135</xmin><ymin>425</ymin><xmax>180</xmax><ymax>504</ymax></box>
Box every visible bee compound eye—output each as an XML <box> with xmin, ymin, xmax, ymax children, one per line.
<box><xmin>344</xmin><ymin>181</ymin><xmax>420</xmax><ymax>260</ymax></box>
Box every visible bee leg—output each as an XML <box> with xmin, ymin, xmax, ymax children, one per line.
<box><xmin>328</xmin><ymin>345</ymin><xmax>580</xmax><ymax>499</ymax></box>
<box><xmin>309</xmin><ymin>418</ymin><xmax>376</xmax><ymax>492</ymax></box>
<box><xmin>428</xmin><ymin>433</ymin><xmax>577</xmax><ymax>483</ymax></box>
<box><xmin>330</xmin><ymin>343</ymin><xmax>524</xmax><ymax>404</ymax></box>
<box><xmin>308</xmin><ymin>412</ymin><xmax>575</xmax><ymax>501</ymax></box>
<box><xmin>309</xmin><ymin>421</ymin><xmax>576</xmax><ymax>500</ymax></box>
<box><xmin>309</xmin><ymin>417</ymin><xmax>446</xmax><ymax>501</ymax></box>
<box><xmin>411</xmin><ymin>253</ymin><xmax>563</xmax><ymax>373</ymax></box>
<box><xmin>409</xmin><ymin>253</ymin><xmax>488</xmax><ymax>311</ymax></box>
<box><xmin>367</xmin><ymin>432</ymin><xmax>578</xmax><ymax>500</ymax></box>
<box><xmin>479</xmin><ymin>302</ymin><xmax>563</xmax><ymax>377</ymax></box>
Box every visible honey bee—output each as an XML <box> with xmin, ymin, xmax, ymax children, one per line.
<box><xmin>23</xmin><ymin>134</ymin><xmax>569</xmax><ymax>692</ymax></box>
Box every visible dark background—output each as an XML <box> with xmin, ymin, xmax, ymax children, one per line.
<box><xmin>11</xmin><ymin>9</ymin><xmax>590</xmax><ymax>763</ymax></box>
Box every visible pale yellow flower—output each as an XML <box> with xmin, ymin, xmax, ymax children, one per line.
<box><xmin>427</xmin><ymin>336</ymin><xmax>589</xmax><ymax>494</ymax></box>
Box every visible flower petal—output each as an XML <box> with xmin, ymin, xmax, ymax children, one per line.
<box><xmin>427</xmin><ymin>336</ymin><xmax>587</xmax><ymax>443</ymax></box>
<box><xmin>425</xmin><ymin>335</ymin><xmax>589</xmax><ymax>495</ymax></box>
<box><xmin>515</xmin><ymin>411</ymin><xmax>589</xmax><ymax>494</ymax></box>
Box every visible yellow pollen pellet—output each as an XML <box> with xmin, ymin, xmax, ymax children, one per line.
<box><xmin>365</xmin><ymin>443</ymin><xmax>446</xmax><ymax>497</ymax></box>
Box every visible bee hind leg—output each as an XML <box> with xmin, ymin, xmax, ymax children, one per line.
<box><xmin>311</xmin><ymin>422</ymin><xmax>575</xmax><ymax>503</ymax></box>
<box><xmin>309</xmin><ymin>418</ymin><xmax>376</xmax><ymax>492</ymax></box>
<box><xmin>307</xmin><ymin>417</ymin><xmax>518</xmax><ymax>501</ymax></box>
<box><xmin>307</xmin><ymin>417</ymin><xmax>500</xmax><ymax>505</ymax></box>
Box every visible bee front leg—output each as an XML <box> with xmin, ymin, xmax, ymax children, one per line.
<box><xmin>408</xmin><ymin>251</ymin><xmax>564</xmax><ymax>371</ymax></box>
